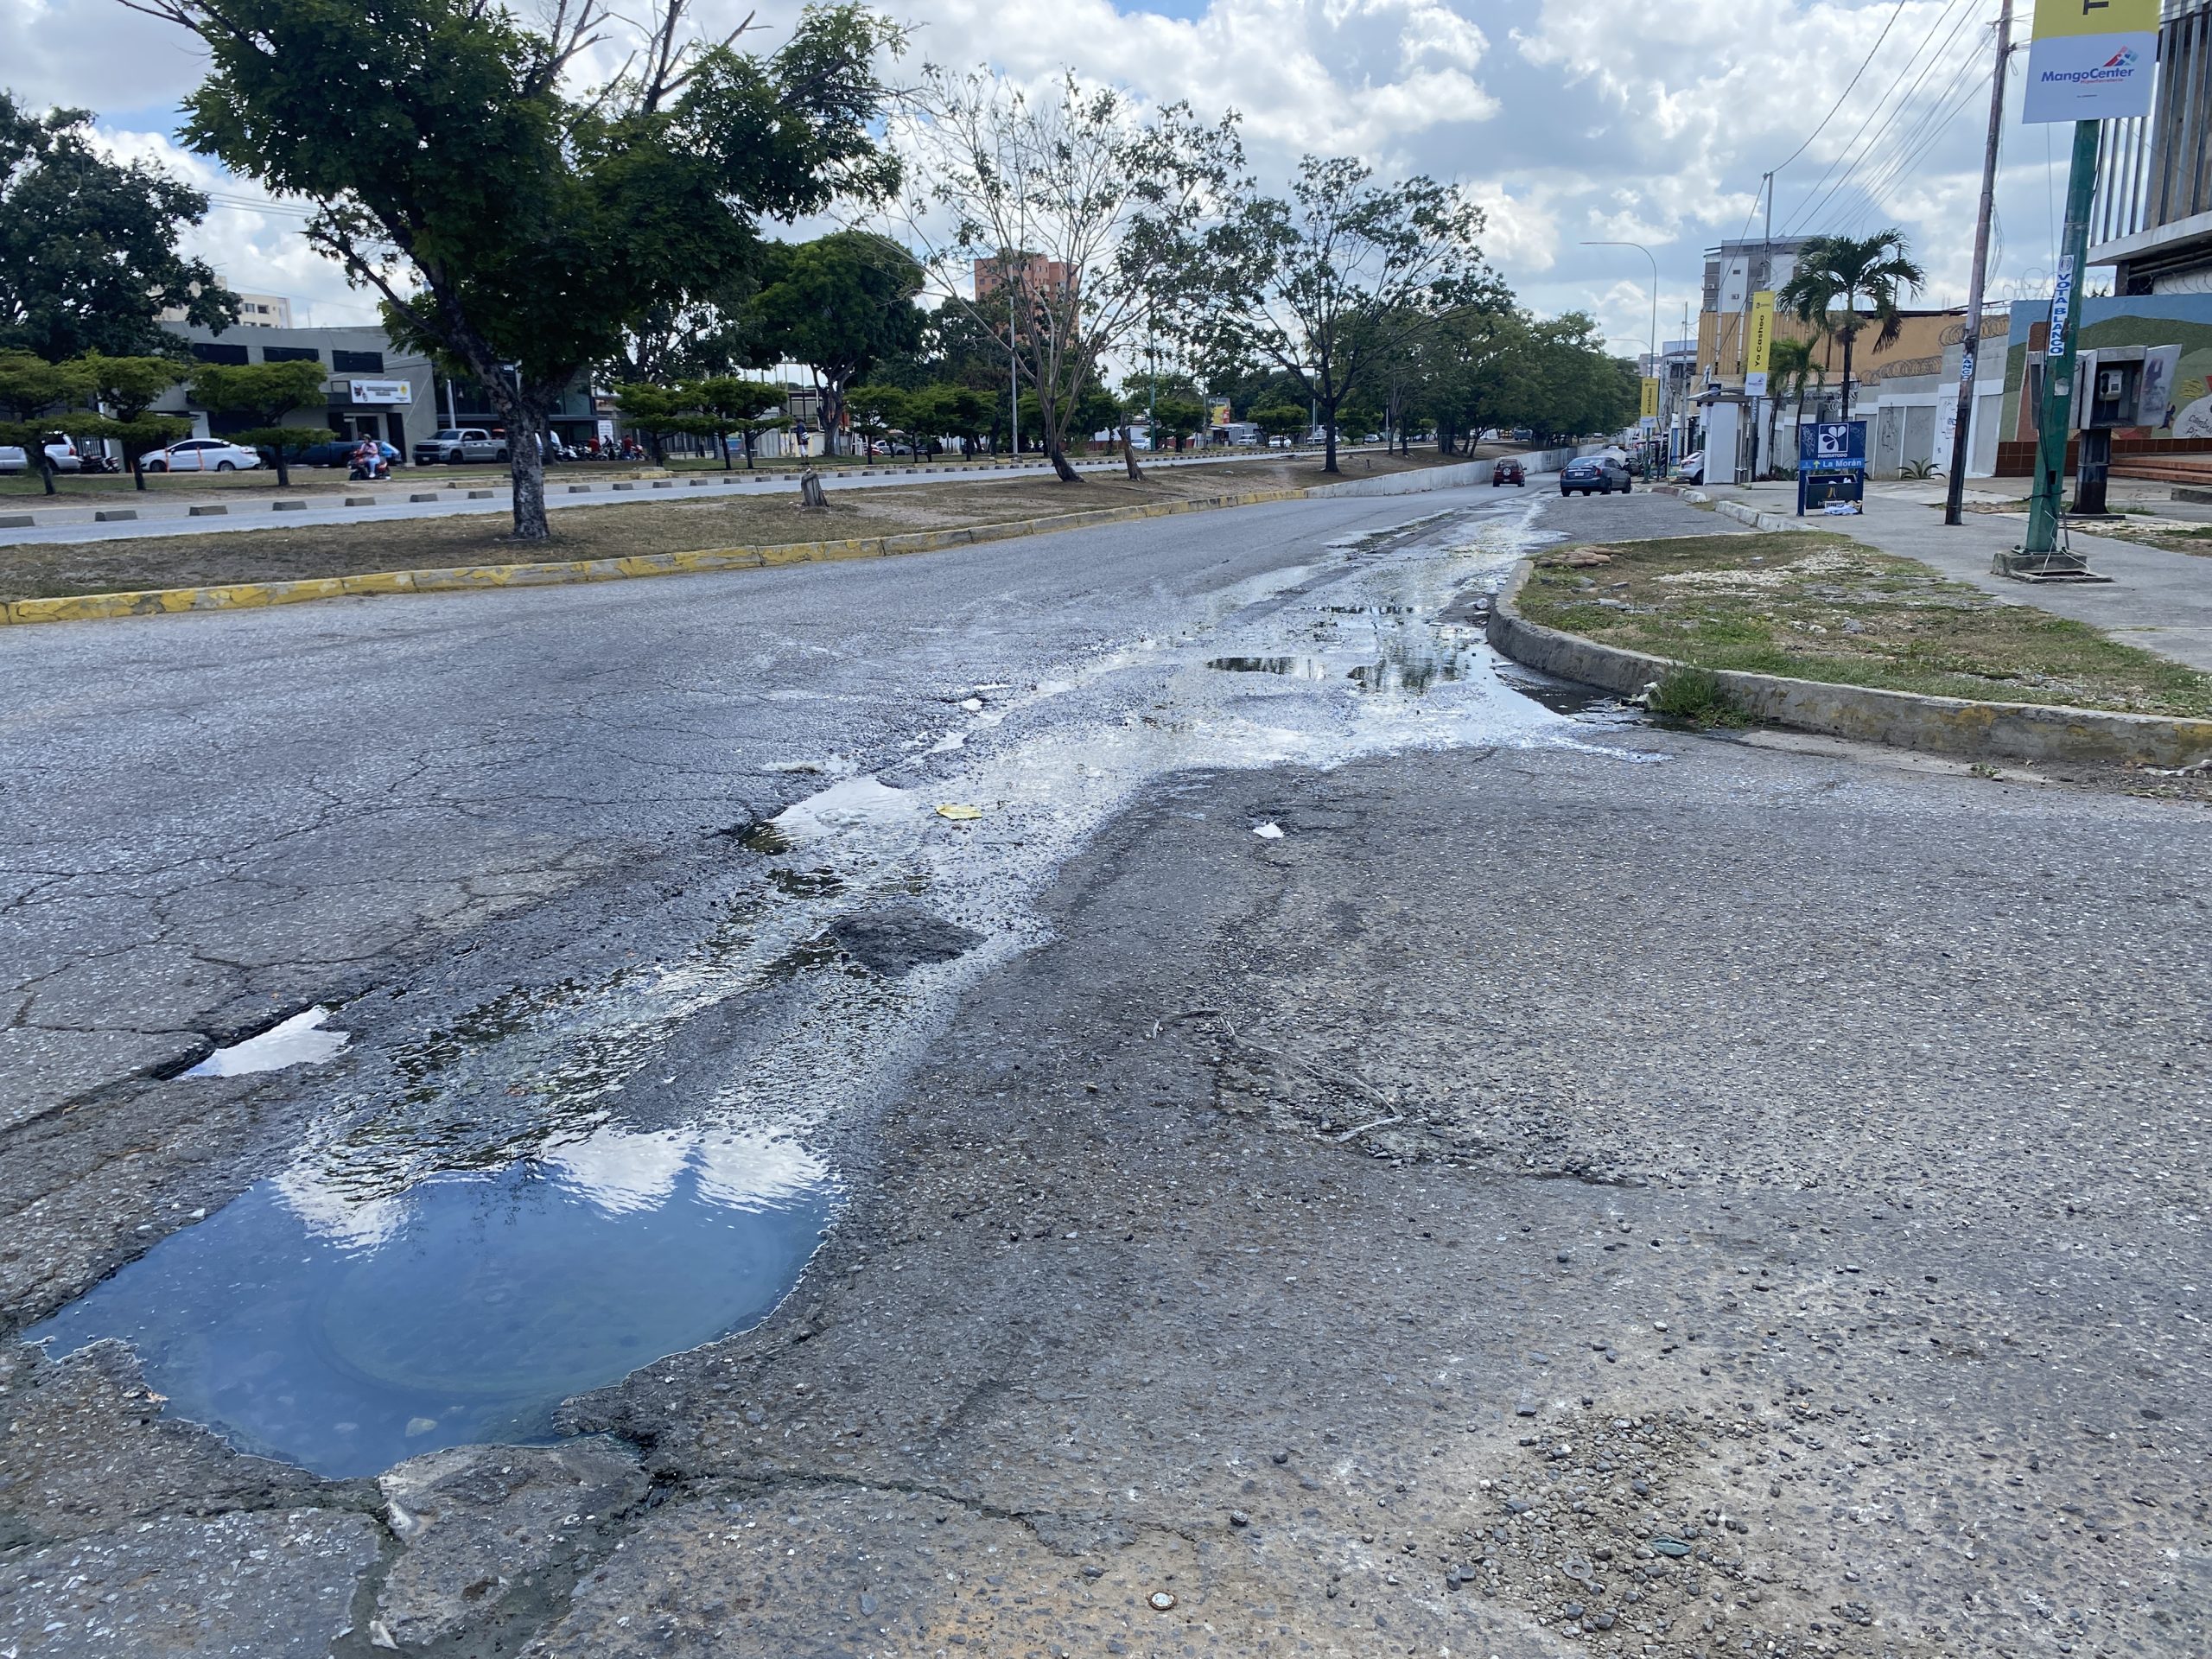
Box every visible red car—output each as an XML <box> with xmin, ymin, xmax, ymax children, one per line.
<box><xmin>1491</xmin><ymin>459</ymin><xmax>1526</xmax><ymax>486</ymax></box>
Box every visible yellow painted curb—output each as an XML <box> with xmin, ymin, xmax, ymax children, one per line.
<box><xmin>0</xmin><ymin>486</ymin><xmax>1313</xmax><ymax>627</ymax></box>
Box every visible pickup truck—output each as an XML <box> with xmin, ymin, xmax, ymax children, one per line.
<box><xmin>413</xmin><ymin>428</ymin><xmax>510</xmax><ymax>466</ymax></box>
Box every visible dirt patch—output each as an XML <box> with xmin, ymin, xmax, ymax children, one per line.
<box><xmin>0</xmin><ymin>460</ymin><xmax>1391</xmax><ymax>602</ymax></box>
<box><xmin>1516</xmin><ymin>531</ymin><xmax>2212</xmax><ymax>719</ymax></box>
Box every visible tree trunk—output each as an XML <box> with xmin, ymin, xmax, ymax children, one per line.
<box><xmin>1840</xmin><ymin>327</ymin><xmax>1855</xmax><ymax>422</ymax></box>
<box><xmin>37</xmin><ymin>455</ymin><xmax>55</xmax><ymax>496</ymax></box>
<box><xmin>1044</xmin><ymin>425</ymin><xmax>1081</xmax><ymax>483</ymax></box>
<box><xmin>273</xmin><ymin>450</ymin><xmax>291</xmax><ymax>488</ymax></box>
<box><xmin>1120</xmin><ymin>422</ymin><xmax>1143</xmax><ymax>480</ymax></box>
<box><xmin>505</xmin><ymin>402</ymin><xmax>550</xmax><ymax>541</ymax></box>
<box><xmin>1322</xmin><ymin>414</ymin><xmax>1339</xmax><ymax>474</ymax></box>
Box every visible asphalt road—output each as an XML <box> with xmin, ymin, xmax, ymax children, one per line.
<box><xmin>1</xmin><ymin>480</ymin><xmax>2204</xmax><ymax>1659</ymax></box>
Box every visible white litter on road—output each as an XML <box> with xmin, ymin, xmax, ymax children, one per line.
<box><xmin>1253</xmin><ymin>822</ymin><xmax>1286</xmax><ymax>840</ymax></box>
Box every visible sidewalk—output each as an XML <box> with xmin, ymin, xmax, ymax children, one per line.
<box><xmin>1707</xmin><ymin>479</ymin><xmax>2212</xmax><ymax>673</ymax></box>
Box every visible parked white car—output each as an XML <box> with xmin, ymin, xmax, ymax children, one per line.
<box><xmin>0</xmin><ymin>436</ymin><xmax>86</xmax><ymax>474</ymax></box>
<box><xmin>143</xmin><ymin>438</ymin><xmax>265</xmax><ymax>473</ymax></box>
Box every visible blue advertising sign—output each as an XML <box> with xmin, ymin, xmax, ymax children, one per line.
<box><xmin>1797</xmin><ymin>420</ymin><xmax>1866</xmax><ymax>473</ymax></box>
<box><xmin>1797</xmin><ymin>420</ymin><xmax>1866</xmax><ymax>515</ymax></box>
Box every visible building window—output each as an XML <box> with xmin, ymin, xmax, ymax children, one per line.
<box><xmin>333</xmin><ymin>349</ymin><xmax>385</xmax><ymax>373</ymax></box>
<box><xmin>262</xmin><ymin>345</ymin><xmax>320</xmax><ymax>363</ymax></box>
<box><xmin>190</xmin><ymin>342</ymin><xmax>250</xmax><ymax>365</ymax></box>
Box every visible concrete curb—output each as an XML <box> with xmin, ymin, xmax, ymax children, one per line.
<box><xmin>1485</xmin><ymin>557</ymin><xmax>2212</xmax><ymax>769</ymax></box>
<box><xmin>0</xmin><ymin>488</ymin><xmax>1307</xmax><ymax>626</ymax></box>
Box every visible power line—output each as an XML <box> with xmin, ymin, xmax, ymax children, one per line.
<box><xmin>1769</xmin><ymin>0</ymin><xmax>1916</xmax><ymax>175</ymax></box>
<box><xmin>1834</xmin><ymin>46</ymin><xmax>1993</xmax><ymax>235</ymax></box>
<box><xmin>1782</xmin><ymin>0</ymin><xmax>1981</xmax><ymax>235</ymax></box>
<box><xmin>1786</xmin><ymin>0</ymin><xmax>1985</xmax><ymax>236</ymax></box>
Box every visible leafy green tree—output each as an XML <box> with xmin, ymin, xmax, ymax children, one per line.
<box><xmin>1249</xmin><ymin>401</ymin><xmax>1306</xmax><ymax>445</ymax></box>
<box><xmin>750</xmin><ymin>232</ymin><xmax>925</xmax><ymax>458</ymax></box>
<box><xmin>895</xmin><ymin>68</ymin><xmax>1243</xmax><ymax>483</ymax></box>
<box><xmin>1205</xmin><ymin>156</ymin><xmax>1491</xmax><ymax>474</ymax></box>
<box><xmin>614</xmin><ymin>382</ymin><xmax>690</xmax><ymax>465</ymax></box>
<box><xmin>1148</xmin><ymin>393</ymin><xmax>1209</xmax><ymax>450</ymax></box>
<box><xmin>1775</xmin><ymin>230</ymin><xmax>1925</xmax><ymax>419</ymax></box>
<box><xmin>691</xmin><ymin>377</ymin><xmax>788</xmax><ymax>470</ymax></box>
<box><xmin>140</xmin><ymin>0</ymin><xmax>902</xmax><ymax>541</ymax></box>
<box><xmin>76</xmin><ymin>353</ymin><xmax>194</xmax><ymax>485</ymax></box>
<box><xmin>905</xmin><ymin>383</ymin><xmax>995</xmax><ymax>455</ymax></box>
<box><xmin>844</xmin><ymin>383</ymin><xmax>908</xmax><ymax>454</ymax></box>
<box><xmin>187</xmin><ymin>359</ymin><xmax>331</xmax><ymax>486</ymax></box>
<box><xmin>1764</xmin><ymin>335</ymin><xmax>1821</xmax><ymax>472</ymax></box>
<box><xmin>0</xmin><ymin>352</ymin><xmax>86</xmax><ymax>493</ymax></box>
<box><xmin>0</xmin><ymin>94</ymin><xmax>238</xmax><ymax>361</ymax></box>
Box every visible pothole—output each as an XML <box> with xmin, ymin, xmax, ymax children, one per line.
<box><xmin>183</xmin><ymin>1006</ymin><xmax>351</xmax><ymax>1077</ymax></box>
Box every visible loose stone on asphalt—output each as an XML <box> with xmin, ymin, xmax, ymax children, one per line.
<box><xmin>3</xmin><ymin>482</ymin><xmax>2207</xmax><ymax>1656</ymax></box>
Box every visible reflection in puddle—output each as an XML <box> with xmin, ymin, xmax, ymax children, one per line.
<box><xmin>29</xmin><ymin>1123</ymin><xmax>832</xmax><ymax>1478</ymax></box>
<box><xmin>1207</xmin><ymin>656</ymin><xmax>1330</xmax><ymax>680</ymax></box>
<box><xmin>185</xmin><ymin>1007</ymin><xmax>349</xmax><ymax>1077</ymax></box>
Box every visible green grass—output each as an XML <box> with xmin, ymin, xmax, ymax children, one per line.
<box><xmin>1518</xmin><ymin>531</ymin><xmax>2212</xmax><ymax>719</ymax></box>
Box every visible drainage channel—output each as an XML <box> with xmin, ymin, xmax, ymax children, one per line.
<box><xmin>26</xmin><ymin>496</ymin><xmax>1648</xmax><ymax>1479</ymax></box>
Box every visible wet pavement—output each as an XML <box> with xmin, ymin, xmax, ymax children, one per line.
<box><xmin>3</xmin><ymin>480</ymin><xmax>2206</xmax><ymax>1658</ymax></box>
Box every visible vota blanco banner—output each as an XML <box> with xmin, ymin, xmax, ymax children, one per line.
<box><xmin>2024</xmin><ymin>32</ymin><xmax>2158</xmax><ymax>123</ymax></box>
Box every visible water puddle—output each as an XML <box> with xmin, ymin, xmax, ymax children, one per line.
<box><xmin>29</xmin><ymin>1124</ymin><xmax>832</xmax><ymax>1478</ymax></box>
<box><xmin>185</xmin><ymin>1007</ymin><xmax>349</xmax><ymax>1077</ymax></box>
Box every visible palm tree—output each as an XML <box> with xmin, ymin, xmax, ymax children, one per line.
<box><xmin>1775</xmin><ymin>230</ymin><xmax>1926</xmax><ymax>421</ymax></box>
<box><xmin>1764</xmin><ymin>336</ymin><xmax>1818</xmax><ymax>475</ymax></box>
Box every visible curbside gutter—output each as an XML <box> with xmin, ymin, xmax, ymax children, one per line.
<box><xmin>1</xmin><ymin>488</ymin><xmax>1306</xmax><ymax>627</ymax></box>
<box><xmin>1485</xmin><ymin>557</ymin><xmax>2212</xmax><ymax>769</ymax></box>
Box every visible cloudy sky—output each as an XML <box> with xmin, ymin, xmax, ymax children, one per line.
<box><xmin>14</xmin><ymin>0</ymin><xmax>2067</xmax><ymax>355</ymax></box>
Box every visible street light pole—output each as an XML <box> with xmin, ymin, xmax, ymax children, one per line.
<box><xmin>1585</xmin><ymin>239</ymin><xmax>1660</xmax><ymax>467</ymax></box>
<box><xmin>1581</xmin><ymin>240</ymin><xmax>1659</xmax><ymax>370</ymax></box>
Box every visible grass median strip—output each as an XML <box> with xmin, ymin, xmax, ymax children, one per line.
<box><xmin>0</xmin><ymin>453</ymin><xmax>1454</xmax><ymax>605</ymax></box>
<box><xmin>1518</xmin><ymin>530</ymin><xmax>2212</xmax><ymax>719</ymax></box>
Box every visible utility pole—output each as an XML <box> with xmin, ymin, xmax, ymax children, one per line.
<box><xmin>1754</xmin><ymin>170</ymin><xmax>1773</xmax><ymax>480</ymax></box>
<box><xmin>1944</xmin><ymin>0</ymin><xmax>2012</xmax><ymax>528</ymax></box>
<box><xmin>2009</xmin><ymin>118</ymin><xmax>2103</xmax><ymax>577</ymax></box>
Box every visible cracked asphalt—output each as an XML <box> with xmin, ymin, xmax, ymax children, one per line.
<box><xmin>2</xmin><ymin>481</ymin><xmax>2207</xmax><ymax>1659</ymax></box>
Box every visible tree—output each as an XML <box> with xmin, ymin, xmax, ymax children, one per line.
<box><xmin>691</xmin><ymin>377</ymin><xmax>788</xmax><ymax>470</ymax></box>
<box><xmin>75</xmin><ymin>353</ymin><xmax>194</xmax><ymax>485</ymax></box>
<box><xmin>1204</xmin><ymin>156</ymin><xmax>1491</xmax><ymax>474</ymax></box>
<box><xmin>614</xmin><ymin>382</ymin><xmax>692</xmax><ymax>464</ymax></box>
<box><xmin>0</xmin><ymin>94</ymin><xmax>238</xmax><ymax>360</ymax></box>
<box><xmin>1249</xmin><ymin>401</ymin><xmax>1306</xmax><ymax>445</ymax></box>
<box><xmin>0</xmin><ymin>352</ymin><xmax>86</xmax><ymax>493</ymax></box>
<box><xmin>188</xmin><ymin>359</ymin><xmax>330</xmax><ymax>486</ymax></box>
<box><xmin>1764</xmin><ymin>336</ymin><xmax>1818</xmax><ymax>476</ymax></box>
<box><xmin>906</xmin><ymin>382</ymin><xmax>994</xmax><ymax>456</ymax></box>
<box><xmin>843</xmin><ymin>382</ymin><xmax>907</xmax><ymax>454</ymax></box>
<box><xmin>1775</xmin><ymin>230</ymin><xmax>1926</xmax><ymax>420</ymax></box>
<box><xmin>1148</xmin><ymin>392</ymin><xmax>1209</xmax><ymax>451</ymax></box>
<box><xmin>1411</xmin><ymin>304</ymin><xmax>1527</xmax><ymax>455</ymax></box>
<box><xmin>750</xmin><ymin>232</ymin><xmax>924</xmax><ymax>458</ymax></box>
<box><xmin>135</xmin><ymin>0</ymin><xmax>902</xmax><ymax>541</ymax></box>
<box><xmin>892</xmin><ymin>68</ymin><xmax>1243</xmax><ymax>484</ymax></box>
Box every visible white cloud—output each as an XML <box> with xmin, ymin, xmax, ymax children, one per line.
<box><xmin>9</xmin><ymin>0</ymin><xmax>2056</xmax><ymax>359</ymax></box>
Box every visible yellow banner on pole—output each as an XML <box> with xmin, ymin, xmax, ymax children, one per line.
<box><xmin>2031</xmin><ymin>0</ymin><xmax>2156</xmax><ymax>40</ymax></box>
<box><xmin>1745</xmin><ymin>290</ymin><xmax>1776</xmax><ymax>395</ymax></box>
<box><xmin>1639</xmin><ymin>378</ymin><xmax>1660</xmax><ymax>420</ymax></box>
